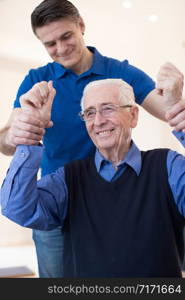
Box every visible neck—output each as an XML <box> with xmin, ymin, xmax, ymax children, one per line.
<box><xmin>100</xmin><ymin>143</ymin><xmax>131</xmax><ymax>167</ymax></box>
<box><xmin>73</xmin><ymin>47</ymin><xmax>93</xmax><ymax>75</ymax></box>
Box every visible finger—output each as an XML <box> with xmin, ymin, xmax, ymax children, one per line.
<box><xmin>12</xmin><ymin>136</ymin><xmax>42</xmax><ymax>146</ymax></box>
<box><xmin>18</xmin><ymin>112</ymin><xmax>44</xmax><ymax>128</ymax></box>
<box><xmin>158</xmin><ymin>70</ymin><xmax>181</xmax><ymax>78</ymax></box>
<box><xmin>165</xmin><ymin>101</ymin><xmax>185</xmax><ymax>120</ymax></box>
<box><xmin>167</xmin><ymin>111</ymin><xmax>185</xmax><ymax>128</ymax></box>
<box><xmin>10</xmin><ymin>122</ymin><xmax>45</xmax><ymax>137</ymax></box>
<box><xmin>157</xmin><ymin>65</ymin><xmax>184</xmax><ymax>84</ymax></box>
<box><xmin>48</xmin><ymin>80</ymin><xmax>53</xmax><ymax>88</ymax></box>
<box><xmin>20</xmin><ymin>92</ymin><xmax>43</xmax><ymax>109</ymax></box>
<box><xmin>175</xmin><ymin>119</ymin><xmax>185</xmax><ymax>132</ymax></box>
<box><xmin>156</xmin><ymin>81</ymin><xmax>169</xmax><ymax>90</ymax></box>
<box><xmin>8</xmin><ymin>128</ymin><xmax>43</xmax><ymax>146</ymax></box>
<box><xmin>13</xmin><ymin>130</ymin><xmax>43</xmax><ymax>141</ymax></box>
<box><xmin>37</xmin><ymin>81</ymin><xmax>50</xmax><ymax>103</ymax></box>
<box><xmin>158</xmin><ymin>62</ymin><xmax>182</xmax><ymax>73</ymax></box>
<box><xmin>45</xmin><ymin>120</ymin><xmax>54</xmax><ymax>128</ymax></box>
<box><xmin>156</xmin><ymin>76</ymin><xmax>181</xmax><ymax>85</ymax></box>
<box><xmin>157</xmin><ymin>74</ymin><xmax>183</xmax><ymax>85</ymax></box>
<box><xmin>156</xmin><ymin>75</ymin><xmax>178</xmax><ymax>82</ymax></box>
<box><xmin>14</xmin><ymin>122</ymin><xmax>45</xmax><ymax>136</ymax></box>
<box><xmin>22</xmin><ymin>105</ymin><xmax>40</xmax><ymax>116</ymax></box>
<box><xmin>46</xmin><ymin>81</ymin><xmax>56</xmax><ymax>109</ymax></box>
<box><xmin>20</xmin><ymin>82</ymin><xmax>49</xmax><ymax>109</ymax></box>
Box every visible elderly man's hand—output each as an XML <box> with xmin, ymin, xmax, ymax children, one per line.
<box><xmin>156</xmin><ymin>62</ymin><xmax>183</xmax><ymax>108</ymax></box>
<box><xmin>20</xmin><ymin>81</ymin><xmax>56</xmax><ymax>128</ymax></box>
<box><xmin>4</xmin><ymin>81</ymin><xmax>56</xmax><ymax>148</ymax></box>
<box><xmin>156</xmin><ymin>62</ymin><xmax>185</xmax><ymax>131</ymax></box>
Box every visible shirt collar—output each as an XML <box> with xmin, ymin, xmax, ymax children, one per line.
<box><xmin>87</xmin><ymin>46</ymin><xmax>106</xmax><ymax>75</ymax></box>
<box><xmin>95</xmin><ymin>141</ymin><xmax>142</xmax><ymax>176</ymax></box>
<box><xmin>53</xmin><ymin>61</ymin><xmax>67</xmax><ymax>79</ymax></box>
<box><xmin>53</xmin><ymin>46</ymin><xmax>106</xmax><ymax>79</ymax></box>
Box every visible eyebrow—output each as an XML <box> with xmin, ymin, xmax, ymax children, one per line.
<box><xmin>84</xmin><ymin>102</ymin><xmax>115</xmax><ymax>110</ymax></box>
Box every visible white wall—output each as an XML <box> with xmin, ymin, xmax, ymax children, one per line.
<box><xmin>0</xmin><ymin>58</ymin><xmax>36</xmax><ymax>246</ymax></box>
<box><xmin>0</xmin><ymin>0</ymin><xmax>185</xmax><ymax>245</ymax></box>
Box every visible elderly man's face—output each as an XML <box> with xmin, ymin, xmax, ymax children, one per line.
<box><xmin>83</xmin><ymin>84</ymin><xmax>138</xmax><ymax>158</ymax></box>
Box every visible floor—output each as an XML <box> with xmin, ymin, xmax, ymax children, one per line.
<box><xmin>0</xmin><ymin>245</ymin><xmax>184</xmax><ymax>278</ymax></box>
<box><xmin>0</xmin><ymin>245</ymin><xmax>38</xmax><ymax>277</ymax></box>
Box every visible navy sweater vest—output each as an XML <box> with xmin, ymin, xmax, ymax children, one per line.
<box><xmin>63</xmin><ymin>149</ymin><xmax>185</xmax><ymax>277</ymax></box>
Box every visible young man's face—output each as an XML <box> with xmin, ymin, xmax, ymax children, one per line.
<box><xmin>35</xmin><ymin>17</ymin><xmax>86</xmax><ymax>73</ymax></box>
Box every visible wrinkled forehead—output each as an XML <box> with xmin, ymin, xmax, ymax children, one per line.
<box><xmin>83</xmin><ymin>84</ymin><xmax>121</xmax><ymax>109</ymax></box>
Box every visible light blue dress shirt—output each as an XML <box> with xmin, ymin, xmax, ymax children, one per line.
<box><xmin>1</xmin><ymin>131</ymin><xmax>185</xmax><ymax>229</ymax></box>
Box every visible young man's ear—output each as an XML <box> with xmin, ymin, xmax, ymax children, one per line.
<box><xmin>78</xmin><ymin>17</ymin><xmax>85</xmax><ymax>34</ymax></box>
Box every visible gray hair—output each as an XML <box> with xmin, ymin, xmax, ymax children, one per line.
<box><xmin>80</xmin><ymin>79</ymin><xmax>135</xmax><ymax>111</ymax></box>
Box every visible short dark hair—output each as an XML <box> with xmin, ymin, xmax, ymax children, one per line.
<box><xmin>31</xmin><ymin>0</ymin><xmax>80</xmax><ymax>34</ymax></box>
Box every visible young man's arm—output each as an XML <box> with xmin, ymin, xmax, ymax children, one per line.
<box><xmin>0</xmin><ymin>81</ymin><xmax>55</xmax><ymax>155</ymax></box>
<box><xmin>142</xmin><ymin>62</ymin><xmax>185</xmax><ymax>129</ymax></box>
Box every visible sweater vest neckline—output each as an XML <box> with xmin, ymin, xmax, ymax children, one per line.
<box><xmin>88</xmin><ymin>155</ymin><xmax>136</xmax><ymax>186</ymax></box>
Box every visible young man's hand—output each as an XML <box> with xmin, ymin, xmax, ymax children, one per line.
<box><xmin>4</xmin><ymin>108</ymin><xmax>45</xmax><ymax>147</ymax></box>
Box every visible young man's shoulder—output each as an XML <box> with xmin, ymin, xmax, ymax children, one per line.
<box><xmin>28</xmin><ymin>62</ymin><xmax>57</xmax><ymax>79</ymax></box>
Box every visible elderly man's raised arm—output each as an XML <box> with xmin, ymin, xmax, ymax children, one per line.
<box><xmin>0</xmin><ymin>144</ymin><xmax>68</xmax><ymax>229</ymax></box>
<box><xmin>0</xmin><ymin>81</ymin><xmax>67</xmax><ymax>229</ymax></box>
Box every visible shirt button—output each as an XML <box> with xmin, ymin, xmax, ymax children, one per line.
<box><xmin>20</xmin><ymin>151</ymin><xmax>25</xmax><ymax>158</ymax></box>
<box><xmin>180</xmin><ymin>136</ymin><xmax>184</xmax><ymax>141</ymax></box>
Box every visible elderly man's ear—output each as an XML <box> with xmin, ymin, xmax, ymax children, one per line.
<box><xmin>130</xmin><ymin>105</ymin><xmax>139</xmax><ymax>129</ymax></box>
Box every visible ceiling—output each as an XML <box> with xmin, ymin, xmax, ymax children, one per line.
<box><xmin>0</xmin><ymin>0</ymin><xmax>185</xmax><ymax>76</ymax></box>
<box><xmin>0</xmin><ymin>0</ymin><xmax>185</xmax><ymax>155</ymax></box>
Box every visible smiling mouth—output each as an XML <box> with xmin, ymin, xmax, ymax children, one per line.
<box><xmin>97</xmin><ymin>129</ymin><xmax>115</xmax><ymax>136</ymax></box>
<box><xmin>58</xmin><ymin>50</ymin><xmax>73</xmax><ymax>59</ymax></box>
<box><xmin>58</xmin><ymin>54</ymin><xmax>72</xmax><ymax>59</ymax></box>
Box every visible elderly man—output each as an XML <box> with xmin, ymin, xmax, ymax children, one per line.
<box><xmin>1</xmin><ymin>79</ymin><xmax>185</xmax><ymax>277</ymax></box>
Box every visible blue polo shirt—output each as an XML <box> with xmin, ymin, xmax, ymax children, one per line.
<box><xmin>14</xmin><ymin>47</ymin><xmax>155</xmax><ymax>176</ymax></box>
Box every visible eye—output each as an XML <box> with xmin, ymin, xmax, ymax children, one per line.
<box><xmin>62</xmin><ymin>32</ymin><xmax>73</xmax><ymax>40</ymax></box>
<box><xmin>102</xmin><ymin>105</ymin><xmax>115</xmax><ymax>113</ymax></box>
<box><xmin>45</xmin><ymin>42</ymin><xmax>56</xmax><ymax>48</ymax></box>
<box><xmin>85</xmin><ymin>109</ymin><xmax>96</xmax><ymax>118</ymax></box>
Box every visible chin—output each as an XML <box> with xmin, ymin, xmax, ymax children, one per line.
<box><xmin>97</xmin><ymin>143</ymin><xmax>114</xmax><ymax>151</ymax></box>
<box><xmin>58</xmin><ymin>60</ymin><xmax>72</xmax><ymax>68</ymax></box>
<box><xmin>97</xmin><ymin>138</ymin><xmax>115</xmax><ymax>147</ymax></box>
<box><xmin>55</xmin><ymin>56</ymin><xmax>73</xmax><ymax>66</ymax></box>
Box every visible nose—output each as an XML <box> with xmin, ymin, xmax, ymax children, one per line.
<box><xmin>56</xmin><ymin>41</ymin><xmax>66</xmax><ymax>56</ymax></box>
<box><xmin>93</xmin><ymin>110</ymin><xmax>106</xmax><ymax>126</ymax></box>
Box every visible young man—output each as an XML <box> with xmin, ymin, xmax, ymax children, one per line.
<box><xmin>1</xmin><ymin>79</ymin><xmax>185</xmax><ymax>277</ymax></box>
<box><xmin>0</xmin><ymin>0</ymin><xmax>184</xmax><ymax>277</ymax></box>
